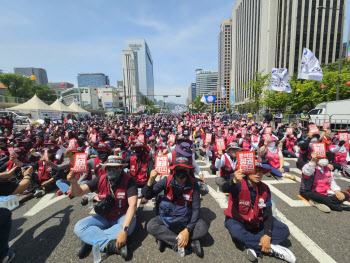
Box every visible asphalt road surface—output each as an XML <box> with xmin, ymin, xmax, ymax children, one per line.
<box><xmin>8</xmin><ymin>156</ymin><xmax>350</xmax><ymax>263</ymax></box>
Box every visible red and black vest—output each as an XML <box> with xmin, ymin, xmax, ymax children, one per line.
<box><xmin>130</xmin><ymin>154</ymin><xmax>151</xmax><ymax>184</ymax></box>
<box><xmin>164</xmin><ymin>174</ymin><xmax>195</xmax><ymax>209</ymax></box>
<box><xmin>220</xmin><ymin>154</ymin><xmax>236</xmax><ymax>178</ymax></box>
<box><xmin>38</xmin><ymin>160</ymin><xmax>52</xmax><ymax>182</ymax></box>
<box><xmin>97</xmin><ymin>173</ymin><xmax>131</xmax><ymax>221</ymax></box>
<box><xmin>224</xmin><ymin>179</ymin><xmax>269</xmax><ymax>229</ymax></box>
<box><xmin>94</xmin><ymin>157</ymin><xmax>106</xmax><ymax>177</ymax></box>
<box><xmin>170</xmin><ymin>151</ymin><xmax>193</xmax><ymax>166</ymax></box>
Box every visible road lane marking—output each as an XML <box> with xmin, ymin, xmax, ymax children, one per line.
<box><xmin>277</xmin><ymin>209</ymin><xmax>337</xmax><ymax>263</ymax></box>
<box><xmin>265</xmin><ymin>183</ymin><xmax>310</xmax><ymax>207</ymax></box>
<box><xmin>206</xmin><ymin>184</ymin><xmax>228</xmax><ymax>208</ymax></box>
<box><xmin>24</xmin><ymin>193</ymin><xmax>66</xmax><ymax>216</ymax></box>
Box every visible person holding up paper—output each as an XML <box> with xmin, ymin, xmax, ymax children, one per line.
<box><xmin>280</xmin><ymin>133</ymin><xmax>298</xmax><ymax>158</ymax></box>
<box><xmin>223</xmin><ymin>160</ymin><xmax>295</xmax><ymax>263</ymax></box>
<box><xmin>260</xmin><ymin>136</ymin><xmax>295</xmax><ymax>180</ymax></box>
<box><xmin>300</xmin><ymin>151</ymin><xmax>350</xmax><ymax>213</ymax></box>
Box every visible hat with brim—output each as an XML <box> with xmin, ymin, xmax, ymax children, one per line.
<box><xmin>105</xmin><ymin>155</ymin><xmax>128</xmax><ymax>167</ymax></box>
<box><xmin>255</xmin><ymin>160</ymin><xmax>272</xmax><ymax>174</ymax></box>
<box><xmin>226</xmin><ymin>142</ymin><xmax>242</xmax><ymax>151</ymax></box>
<box><xmin>175</xmin><ymin>142</ymin><xmax>192</xmax><ymax>157</ymax></box>
<box><xmin>169</xmin><ymin>156</ymin><xmax>195</xmax><ymax>170</ymax></box>
<box><xmin>130</xmin><ymin>143</ymin><xmax>150</xmax><ymax>152</ymax></box>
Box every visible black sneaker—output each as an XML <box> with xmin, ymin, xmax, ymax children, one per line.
<box><xmin>105</xmin><ymin>240</ymin><xmax>128</xmax><ymax>259</ymax></box>
<box><xmin>341</xmin><ymin>204</ymin><xmax>350</xmax><ymax>211</ymax></box>
<box><xmin>2</xmin><ymin>249</ymin><xmax>15</xmax><ymax>263</ymax></box>
<box><xmin>157</xmin><ymin>239</ymin><xmax>165</xmax><ymax>253</ymax></box>
<box><xmin>190</xmin><ymin>240</ymin><xmax>203</xmax><ymax>258</ymax></box>
<box><xmin>34</xmin><ymin>189</ymin><xmax>45</xmax><ymax>198</ymax></box>
<box><xmin>76</xmin><ymin>241</ymin><xmax>92</xmax><ymax>259</ymax></box>
<box><xmin>81</xmin><ymin>196</ymin><xmax>88</xmax><ymax>206</ymax></box>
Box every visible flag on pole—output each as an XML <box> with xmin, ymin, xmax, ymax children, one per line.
<box><xmin>58</xmin><ymin>96</ymin><xmax>63</xmax><ymax>102</ymax></box>
<box><xmin>73</xmin><ymin>99</ymin><xmax>78</xmax><ymax>103</ymax></box>
<box><xmin>298</xmin><ymin>48</ymin><xmax>323</xmax><ymax>81</ymax></box>
<box><xmin>205</xmin><ymin>95</ymin><xmax>217</xmax><ymax>102</ymax></box>
<box><xmin>221</xmin><ymin>87</ymin><xmax>226</xmax><ymax>98</ymax></box>
<box><xmin>200</xmin><ymin>95</ymin><xmax>207</xmax><ymax>104</ymax></box>
<box><xmin>270</xmin><ymin>68</ymin><xmax>292</xmax><ymax>93</ymax></box>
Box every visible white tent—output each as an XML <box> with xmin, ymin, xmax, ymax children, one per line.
<box><xmin>50</xmin><ymin>99</ymin><xmax>74</xmax><ymax>113</ymax></box>
<box><xmin>7</xmin><ymin>95</ymin><xmax>60</xmax><ymax>120</ymax></box>
<box><xmin>68</xmin><ymin>102</ymin><xmax>91</xmax><ymax>116</ymax></box>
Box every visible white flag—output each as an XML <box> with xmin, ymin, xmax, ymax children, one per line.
<box><xmin>298</xmin><ymin>48</ymin><xmax>323</xmax><ymax>81</ymax></box>
<box><xmin>221</xmin><ymin>87</ymin><xmax>226</xmax><ymax>98</ymax></box>
<box><xmin>58</xmin><ymin>96</ymin><xmax>63</xmax><ymax>102</ymax></box>
<box><xmin>200</xmin><ymin>95</ymin><xmax>207</xmax><ymax>104</ymax></box>
<box><xmin>73</xmin><ymin>99</ymin><xmax>78</xmax><ymax>103</ymax></box>
<box><xmin>270</xmin><ymin>68</ymin><xmax>292</xmax><ymax>93</ymax></box>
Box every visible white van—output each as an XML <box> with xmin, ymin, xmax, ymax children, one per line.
<box><xmin>309</xmin><ymin>99</ymin><xmax>350</xmax><ymax>129</ymax></box>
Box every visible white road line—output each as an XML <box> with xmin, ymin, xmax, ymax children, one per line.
<box><xmin>206</xmin><ymin>184</ymin><xmax>228</xmax><ymax>208</ymax></box>
<box><xmin>284</xmin><ymin>157</ymin><xmax>298</xmax><ymax>161</ymax></box>
<box><xmin>284</xmin><ymin>161</ymin><xmax>290</xmax><ymax>166</ymax></box>
<box><xmin>265</xmin><ymin>183</ymin><xmax>310</xmax><ymax>207</ymax></box>
<box><xmin>24</xmin><ymin>193</ymin><xmax>66</xmax><ymax>216</ymax></box>
<box><xmin>201</xmin><ymin>170</ymin><xmax>217</xmax><ymax>179</ymax></box>
<box><xmin>277</xmin><ymin>209</ymin><xmax>337</xmax><ymax>263</ymax></box>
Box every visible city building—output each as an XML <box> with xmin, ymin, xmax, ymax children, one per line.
<box><xmin>195</xmin><ymin>69</ymin><xmax>218</xmax><ymax>97</ymax></box>
<box><xmin>47</xmin><ymin>82</ymin><xmax>74</xmax><ymax>96</ymax></box>
<box><xmin>77</xmin><ymin>73</ymin><xmax>110</xmax><ymax>88</ymax></box>
<box><xmin>186</xmin><ymin>83</ymin><xmax>196</xmax><ymax>105</ymax></box>
<box><xmin>217</xmin><ymin>17</ymin><xmax>232</xmax><ymax>110</ymax></box>
<box><xmin>231</xmin><ymin>0</ymin><xmax>347</xmax><ymax>105</ymax></box>
<box><xmin>61</xmin><ymin>87</ymin><xmax>99</xmax><ymax>110</ymax></box>
<box><xmin>117</xmin><ymin>80</ymin><xmax>123</xmax><ymax>88</ymax></box>
<box><xmin>97</xmin><ymin>85</ymin><xmax>125</xmax><ymax>109</ymax></box>
<box><xmin>14</xmin><ymin>67</ymin><xmax>48</xmax><ymax>85</ymax></box>
<box><xmin>125</xmin><ymin>39</ymin><xmax>154</xmax><ymax>99</ymax></box>
<box><xmin>122</xmin><ymin>49</ymin><xmax>142</xmax><ymax>113</ymax></box>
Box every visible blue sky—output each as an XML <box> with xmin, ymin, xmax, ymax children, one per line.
<box><xmin>1</xmin><ymin>0</ymin><xmax>350</xmax><ymax>104</ymax></box>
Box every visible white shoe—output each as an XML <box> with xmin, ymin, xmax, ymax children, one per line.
<box><xmin>244</xmin><ymin>248</ymin><xmax>257</xmax><ymax>262</ymax></box>
<box><xmin>309</xmin><ymin>199</ymin><xmax>331</xmax><ymax>213</ymax></box>
<box><xmin>270</xmin><ymin>244</ymin><xmax>296</xmax><ymax>263</ymax></box>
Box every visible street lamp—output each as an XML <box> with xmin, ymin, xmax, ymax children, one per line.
<box><xmin>317</xmin><ymin>6</ymin><xmax>344</xmax><ymax>100</ymax></box>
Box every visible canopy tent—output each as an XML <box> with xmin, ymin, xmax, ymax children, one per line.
<box><xmin>50</xmin><ymin>99</ymin><xmax>74</xmax><ymax>113</ymax></box>
<box><xmin>7</xmin><ymin>95</ymin><xmax>60</xmax><ymax>120</ymax></box>
<box><xmin>68</xmin><ymin>102</ymin><xmax>91</xmax><ymax>116</ymax></box>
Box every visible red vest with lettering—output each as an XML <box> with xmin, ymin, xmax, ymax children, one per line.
<box><xmin>224</xmin><ymin>179</ymin><xmax>269</xmax><ymax>229</ymax></box>
<box><xmin>94</xmin><ymin>157</ymin><xmax>106</xmax><ymax>177</ymax></box>
<box><xmin>220</xmin><ymin>154</ymin><xmax>236</xmax><ymax>178</ymax></box>
<box><xmin>97</xmin><ymin>173</ymin><xmax>131</xmax><ymax>221</ymax></box>
<box><xmin>171</xmin><ymin>151</ymin><xmax>193</xmax><ymax>166</ymax></box>
<box><xmin>242</xmin><ymin>139</ymin><xmax>251</xmax><ymax>151</ymax></box>
<box><xmin>130</xmin><ymin>155</ymin><xmax>151</xmax><ymax>183</ymax></box>
<box><xmin>38</xmin><ymin>160</ymin><xmax>51</xmax><ymax>182</ymax></box>
<box><xmin>330</xmin><ymin>145</ymin><xmax>348</xmax><ymax>165</ymax></box>
<box><xmin>165</xmin><ymin>174</ymin><xmax>195</xmax><ymax>209</ymax></box>
<box><xmin>6</xmin><ymin>161</ymin><xmax>17</xmax><ymax>172</ymax></box>
<box><xmin>285</xmin><ymin>138</ymin><xmax>296</xmax><ymax>152</ymax></box>
<box><xmin>266</xmin><ymin>148</ymin><xmax>280</xmax><ymax>168</ymax></box>
<box><xmin>211</xmin><ymin>145</ymin><xmax>221</xmax><ymax>165</ymax></box>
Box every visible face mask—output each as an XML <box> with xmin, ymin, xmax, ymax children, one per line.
<box><xmin>318</xmin><ymin>159</ymin><xmax>329</xmax><ymax>167</ymax></box>
<box><xmin>267</xmin><ymin>142</ymin><xmax>275</xmax><ymax>147</ymax></box>
<box><xmin>107</xmin><ymin>169</ymin><xmax>122</xmax><ymax>181</ymax></box>
<box><xmin>175</xmin><ymin>169</ymin><xmax>188</xmax><ymax>179</ymax></box>
<box><xmin>97</xmin><ymin>151</ymin><xmax>108</xmax><ymax>161</ymax></box>
<box><xmin>311</xmin><ymin>138</ymin><xmax>318</xmax><ymax>143</ymax></box>
<box><xmin>148</xmin><ymin>142</ymin><xmax>156</xmax><ymax>147</ymax></box>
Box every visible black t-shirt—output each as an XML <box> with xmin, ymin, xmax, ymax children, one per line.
<box><xmin>0</xmin><ymin>178</ymin><xmax>18</xmax><ymax>196</ymax></box>
<box><xmin>86</xmin><ymin>174</ymin><xmax>138</xmax><ymax>198</ymax></box>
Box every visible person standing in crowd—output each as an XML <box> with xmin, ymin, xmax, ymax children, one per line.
<box><xmin>26</xmin><ymin>114</ymin><xmax>35</xmax><ymax>126</ymax></box>
<box><xmin>44</xmin><ymin>114</ymin><xmax>50</xmax><ymax>125</ymax></box>
<box><xmin>298</xmin><ymin>107</ymin><xmax>310</xmax><ymax>127</ymax></box>
<box><xmin>273</xmin><ymin>109</ymin><xmax>283</xmax><ymax>130</ymax></box>
<box><xmin>263</xmin><ymin>110</ymin><xmax>273</xmax><ymax>125</ymax></box>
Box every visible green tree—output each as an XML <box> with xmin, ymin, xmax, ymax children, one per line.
<box><xmin>242</xmin><ymin>71</ymin><xmax>271</xmax><ymax>113</ymax></box>
<box><xmin>189</xmin><ymin>95</ymin><xmax>209</xmax><ymax>113</ymax></box>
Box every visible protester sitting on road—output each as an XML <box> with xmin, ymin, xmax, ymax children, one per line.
<box><xmin>144</xmin><ymin>157</ymin><xmax>208</xmax><ymax>258</ymax></box>
<box><xmin>72</xmin><ymin>156</ymin><xmax>137</xmax><ymax>259</ymax></box>
<box><xmin>223</xmin><ymin>160</ymin><xmax>296</xmax><ymax>263</ymax></box>
<box><xmin>300</xmin><ymin>152</ymin><xmax>350</xmax><ymax>213</ymax></box>
<box><xmin>260</xmin><ymin>137</ymin><xmax>295</xmax><ymax>180</ymax></box>
<box><xmin>281</xmin><ymin>133</ymin><xmax>298</xmax><ymax>158</ymax></box>
<box><xmin>0</xmin><ymin>167</ymin><xmax>34</xmax><ymax>263</ymax></box>
<box><xmin>215</xmin><ymin>142</ymin><xmax>241</xmax><ymax>189</ymax></box>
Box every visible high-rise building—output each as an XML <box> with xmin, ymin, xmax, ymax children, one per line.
<box><xmin>117</xmin><ymin>80</ymin><xmax>123</xmax><ymax>88</ymax></box>
<box><xmin>217</xmin><ymin>17</ymin><xmax>232</xmax><ymax>110</ymax></box>
<box><xmin>231</xmin><ymin>0</ymin><xmax>347</xmax><ymax>105</ymax></box>
<box><xmin>122</xmin><ymin>49</ymin><xmax>141</xmax><ymax>113</ymax></box>
<box><xmin>77</xmin><ymin>73</ymin><xmax>110</xmax><ymax>87</ymax></box>
<box><xmin>125</xmin><ymin>39</ymin><xmax>154</xmax><ymax>99</ymax></box>
<box><xmin>47</xmin><ymin>82</ymin><xmax>74</xmax><ymax>96</ymax></box>
<box><xmin>186</xmin><ymin>83</ymin><xmax>196</xmax><ymax>105</ymax></box>
<box><xmin>195</xmin><ymin>69</ymin><xmax>218</xmax><ymax>97</ymax></box>
<box><xmin>14</xmin><ymin>67</ymin><xmax>48</xmax><ymax>85</ymax></box>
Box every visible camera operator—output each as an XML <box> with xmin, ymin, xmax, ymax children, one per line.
<box><xmin>0</xmin><ymin>167</ymin><xmax>34</xmax><ymax>263</ymax></box>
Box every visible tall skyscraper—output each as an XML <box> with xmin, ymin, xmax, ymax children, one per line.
<box><xmin>186</xmin><ymin>83</ymin><xmax>196</xmax><ymax>105</ymax></box>
<box><xmin>217</xmin><ymin>17</ymin><xmax>232</xmax><ymax>110</ymax></box>
<box><xmin>77</xmin><ymin>73</ymin><xmax>110</xmax><ymax>87</ymax></box>
<box><xmin>231</xmin><ymin>0</ymin><xmax>347</xmax><ymax>105</ymax></box>
<box><xmin>14</xmin><ymin>67</ymin><xmax>48</xmax><ymax>85</ymax></box>
<box><xmin>122</xmin><ymin>49</ymin><xmax>140</xmax><ymax>113</ymax></box>
<box><xmin>125</xmin><ymin>39</ymin><xmax>154</xmax><ymax>99</ymax></box>
<box><xmin>195</xmin><ymin>69</ymin><xmax>218</xmax><ymax>97</ymax></box>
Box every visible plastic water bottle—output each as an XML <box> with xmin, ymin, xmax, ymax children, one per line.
<box><xmin>6</xmin><ymin>197</ymin><xmax>12</xmax><ymax>210</ymax></box>
<box><xmin>333</xmin><ymin>169</ymin><xmax>340</xmax><ymax>179</ymax></box>
<box><xmin>88</xmin><ymin>193</ymin><xmax>93</xmax><ymax>209</ymax></box>
<box><xmin>0</xmin><ymin>197</ymin><xmax>5</xmax><ymax>208</ymax></box>
<box><xmin>177</xmin><ymin>235</ymin><xmax>185</xmax><ymax>257</ymax></box>
<box><xmin>11</xmin><ymin>195</ymin><xmax>19</xmax><ymax>209</ymax></box>
<box><xmin>204</xmin><ymin>155</ymin><xmax>209</xmax><ymax>164</ymax></box>
<box><xmin>92</xmin><ymin>241</ymin><xmax>101</xmax><ymax>263</ymax></box>
<box><xmin>271</xmin><ymin>200</ymin><xmax>277</xmax><ymax>218</ymax></box>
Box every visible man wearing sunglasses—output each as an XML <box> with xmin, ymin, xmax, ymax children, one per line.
<box><xmin>69</xmin><ymin>156</ymin><xmax>137</xmax><ymax>260</ymax></box>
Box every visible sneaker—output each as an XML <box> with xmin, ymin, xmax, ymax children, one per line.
<box><xmin>309</xmin><ymin>199</ymin><xmax>331</xmax><ymax>213</ymax></box>
<box><xmin>244</xmin><ymin>248</ymin><xmax>257</xmax><ymax>262</ymax></box>
<box><xmin>76</xmin><ymin>241</ymin><xmax>92</xmax><ymax>259</ymax></box>
<box><xmin>157</xmin><ymin>239</ymin><xmax>165</xmax><ymax>253</ymax></box>
<box><xmin>105</xmin><ymin>240</ymin><xmax>128</xmax><ymax>259</ymax></box>
<box><xmin>270</xmin><ymin>244</ymin><xmax>296</xmax><ymax>263</ymax></box>
<box><xmin>56</xmin><ymin>190</ymin><xmax>63</xmax><ymax>196</ymax></box>
<box><xmin>283</xmin><ymin>173</ymin><xmax>296</xmax><ymax>180</ymax></box>
<box><xmin>341</xmin><ymin>204</ymin><xmax>350</xmax><ymax>211</ymax></box>
<box><xmin>2</xmin><ymin>249</ymin><xmax>15</xmax><ymax>263</ymax></box>
<box><xmin>190</xmin><ymin>240</ymin><xmax>203</xmax><ymax>258</ymax></box>
<box><xmin>34</xmin><ymin>189</ymin><xmax>45</xmax><ymax>198</ymax></box>
<box><xmin>81</xmin><ymin>196</ymin><xmax>88</xmax><ymax>206</ymax></box>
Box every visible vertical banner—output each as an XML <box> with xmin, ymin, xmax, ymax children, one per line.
<box><xmin>311</xmin><ymin>143</ymin><xmax>326</xmax><ymax>158</ymax></box>
<box><xmin>74</xmin><ymin>153</ymin><xmax>88</xmax><ymax>173</ymax></box>
<box><xmin>155</xmin><ymin>155</ymin><xmax>169</xmax><ymax>175</ymax></box>
<box><xmin>216</xmin><ymin>138</ymin><xmax>226</xmax><ymax>150</ymax></box>
<box><xmin>308</xmin><ymin>124</ymin><xmax>319</xmax><ymax>134</ymax></box>
<box><xmin>205</xmin><ymin>133</ymin><xmax>213</xmax><ymax>143</ymax></box>
<box><xmin>237</xmin><ymin>151</ymin><xmax>256</xmax><ymax>174</ymax></box>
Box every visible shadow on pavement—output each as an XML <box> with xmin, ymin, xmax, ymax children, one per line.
<box><xmin>11</xmin><ymin>205</ymin><xmax>74</xmax><ymax>263</ymax></box>
<box><xmin>10</xmin><ymin>217</ymin><xmax>27</xmax><ymax>241</ymax></box>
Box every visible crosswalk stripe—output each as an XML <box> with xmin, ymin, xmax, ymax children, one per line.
<box><xmin>265</xmin><ymin>183</ymin><xmax>310</xmax><ymax>207</ymax></box>
<box><xmin>24</xmin><ymin>193</ymin><xmax>66</xmax><ymax>217</ymax></box>
<box><xmin>206</xmin><ymin>184</ymin><xmax>228</xmax><ymax>208</ymax></box>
